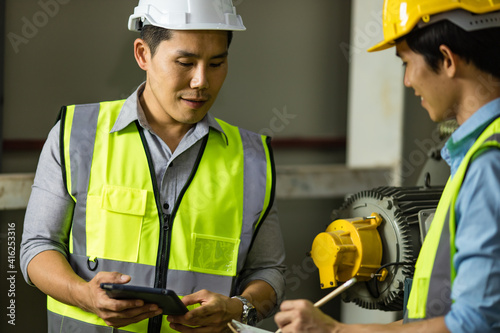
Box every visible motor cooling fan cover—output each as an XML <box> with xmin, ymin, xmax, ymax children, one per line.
<box><xmin>332</xmin><ymin>186</ymin><xmax>442</xmax><ymax>311</ymax></box>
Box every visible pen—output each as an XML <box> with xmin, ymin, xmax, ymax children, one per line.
<box><xmin>313</xmin><ymin>277</ymin><xmax>357</xmax><ymax>307</ymax></box>
<box><xmin>275</xmin><ymin>277</ymin><xmax>357</xmax><ymax>333</ymax></box>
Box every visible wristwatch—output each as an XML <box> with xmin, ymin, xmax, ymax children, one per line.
<box><xmin>232</xmin><ymin>295</ymin><xmax>258</xmax><ymax>326</ymax></box>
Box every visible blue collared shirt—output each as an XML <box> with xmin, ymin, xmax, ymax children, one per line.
<box><xmin>442</xmin><ymin>98</ymin><xmax>500</xmax><ymax>332</ymax></box>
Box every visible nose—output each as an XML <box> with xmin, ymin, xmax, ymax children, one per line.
<box><xmin>403</xmin><ymin>68</ymin><xmax>411</xmax><ymax>88</ymax></box>
<box><xmin>190</xmin><ymin>65</ymin><xmax>209</xmax><ymax>90</ymax></box>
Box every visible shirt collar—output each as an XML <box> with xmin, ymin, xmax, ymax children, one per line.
<box><xmin>110</xmin><ymin>82</ymin><xmax>225</xmax><ymax>138</ymax></box>
<box><xmin>442</xmin><ymin>97</ymin><xmax>500</xmax><ymax>175</ymax></box>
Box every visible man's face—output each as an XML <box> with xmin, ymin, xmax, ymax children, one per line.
<box><xmin>141</xmin><ymin>30</ymin><xmax>229</xmax><ymax>126</ymax></box>
<box><xmin>396</xmin><ymin>40</ymin><xmax>457</xmax><ymax>122</ymax></box>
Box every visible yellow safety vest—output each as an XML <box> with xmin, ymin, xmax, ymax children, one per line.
<box><xmin>405</xmin><ymin>116</ymin><xmax>500</xmax><ymax>322</ymax></box>
<box><xmin>47</xmin><ymin>101</ymin><xmax>275</xmax><ymax>332</ymax></box>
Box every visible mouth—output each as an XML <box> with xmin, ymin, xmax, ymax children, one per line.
<box><xmin>181</xmin><ymin>97</ymin><xmax>208</xmax><ymax>109</ymax></box>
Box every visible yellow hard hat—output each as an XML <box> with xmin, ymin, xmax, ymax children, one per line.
<box><xmin>368</xmin><ymin>0</ymin><xmax>500</xmax><ymax>52</ymax></box>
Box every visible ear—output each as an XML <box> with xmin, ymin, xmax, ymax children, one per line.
<box><xmin>439</xmin><ymin>45</ymin><xmax>458</xmax><ymax>78</ymax></box>
<box><xmin>134</xmin><ymin>38</ymin><xmax>150</xmax><ymax>71</ymax></box>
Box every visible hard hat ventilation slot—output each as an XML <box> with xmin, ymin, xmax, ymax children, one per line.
<box><xmin>418</xmin><ymin>9</ymin><xmax>500</xmax><ymax>32</ymax></box>
<box><xmin>470</xmin><ymin>16</ymin><xmax>499</xmax><ymax>27</ymax></box>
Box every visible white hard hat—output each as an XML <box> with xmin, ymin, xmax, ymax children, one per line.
<box><xmin>128</xmin><ymin>0</ymin><xmax>246</xmax><ymax>32</ymax></box>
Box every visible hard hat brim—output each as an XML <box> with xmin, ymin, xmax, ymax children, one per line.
<box><xmin>367</xmin><ymin>40</ymin><xmax>395</xmax><ymax>53</ymax></box>
<box><xmin>128</xmin><ymin>15</ymin><xmax>246</xmax><ymax>32</ymax></box>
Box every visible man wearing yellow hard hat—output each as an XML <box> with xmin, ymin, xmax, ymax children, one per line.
<box><xmin>275</xmin><ymin>0</ymin><xmax>500</xmax><ymax>332</ymax></box>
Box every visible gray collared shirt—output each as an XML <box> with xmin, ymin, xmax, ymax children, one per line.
<box><xmin>20</xmin><ymin>84</ymin><xmax>286</xmax><ymax>313</ymax></box>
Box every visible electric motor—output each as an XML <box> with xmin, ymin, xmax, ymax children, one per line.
<box><xmin>311</xmin><ymin>185</ymin><xmax>443</xmax><ymax>311</ymax></box>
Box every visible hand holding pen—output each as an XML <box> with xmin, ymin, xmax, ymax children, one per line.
<box><xmin>274</xmin><ymin>278</ymin><xmax>357</xmax><ymax>333</ymax></box>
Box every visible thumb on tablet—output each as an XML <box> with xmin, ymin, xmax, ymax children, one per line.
<box><xmin>95</xmin><ymin>271</ymin><xmax>131</xmax><ymax>284</ymax></box>
<box><xmin>118</xmin><ymin>273</ymin><xmax>131</xmax><ymax>283</ymax></box>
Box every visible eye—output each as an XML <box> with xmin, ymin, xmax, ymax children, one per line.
<box><xmin>176</xmin><ymin>61</ymin><xmax>193</xmax><ymax>67</ymax></box>
<box><xmin>210</xmin><ymin>62</ymin><xmax>225</xmax><ymax>68</ymax></box>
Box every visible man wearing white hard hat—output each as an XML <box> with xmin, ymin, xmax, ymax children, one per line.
<box><xmin>274</xmin><ymin>0</ymin><xmax>500</xmax><ymax>332</ymax></box>
<box><xmin>20</xmin><ymin>1</ymin><xmax>286</xmax><ymax>332</ymax></box>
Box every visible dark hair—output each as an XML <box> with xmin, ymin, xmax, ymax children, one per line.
<box><xmin>402</xmin><ymin>20</ymin><xmax>500</xmax><ymax>79</ymax></box>
<box><xmin>140</xmin><ymin>25</ymin><xmax>233</xmax><ymax>57</ymax></box>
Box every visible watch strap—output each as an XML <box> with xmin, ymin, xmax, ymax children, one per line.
<box><xmin>232</xmin><ymin>295</ymin><xmax>257</xmax><ymax>325</ymax></box>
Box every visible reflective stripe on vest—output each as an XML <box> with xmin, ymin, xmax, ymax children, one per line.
<box><xmin>49</xmin><ymin>101</ymin><xmax>275</xmax><ymax>332</ymax></box>
<box><xmin>48</xmin><ymin>310</ymin><xmax>135</xmax><ymax>333</ymax></box>
<box><xmin>405</xmin><ymin>117</ymin><xmax>500</xmax><ymax>323</ymax></box>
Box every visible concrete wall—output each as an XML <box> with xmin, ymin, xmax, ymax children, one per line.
<box><xmin>2</xmin><ymin>0</ymin><xmax>351</xmax><ymax>172</ymax></box>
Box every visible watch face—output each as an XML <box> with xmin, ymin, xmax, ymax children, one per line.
<box><xmin>247</xmin><ymin>307</ymin><xmax>258</xmax><ymax>326</ymax></box>
<box><xmin>232</xmin><ymin>295</ymin><xmax>258</xmax><ymax>325</ymax></box>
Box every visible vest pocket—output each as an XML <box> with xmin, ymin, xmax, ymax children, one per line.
<box><xmin>189</xmin><ymin>233</ymin><xmax>240</xmax><ymax>276</ymax></box>
<box><xmin>86</xmin><ymin>185</ymin><xmax>147</xmax><ymax>263</ymax></box>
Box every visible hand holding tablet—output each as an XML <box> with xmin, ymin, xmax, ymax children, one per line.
<box><xmin>100</xmin><ymin>283</ymin><xmax>189</xmax><ymax>315</ymax></box>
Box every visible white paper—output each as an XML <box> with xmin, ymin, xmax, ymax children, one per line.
<box><xmin>230</xmin><ymin>320</ymin><xmax>273</xmax><ymax>333</ymax></box>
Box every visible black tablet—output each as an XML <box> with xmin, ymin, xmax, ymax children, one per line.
<box><xmin>100</xmin><ymin>283</ymin><xmax>188</xmax><ymax>315</ymax></box>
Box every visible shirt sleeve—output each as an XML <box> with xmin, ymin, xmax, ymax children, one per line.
<box><xmin>235</xmin><ymin>200</ymin><xmax>287</xmax><ymax>316</ymax></box>
<box><xmin>20</xmin><ymin>121</ymin><xmax>75</xmax><ymax>286</ymax></box>
<box><xmin>444</xmin><ymin>149</ymin><xmax>500</xmax><ymax>332</ymax></box>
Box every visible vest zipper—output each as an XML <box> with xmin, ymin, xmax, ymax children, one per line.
<box><xmin>158</xmin><ymin>213</ymin><xmax>170</xmax><ymax>288</ymax></box>
<box><xmin>136</xmin><ymin>122</ymin><xmax>167</xmax><ymax>333</ymax></box>
<box><xmin>157</xmin><ymin>134</ymin><xmax>209</xmax><ymax>291</ymax></box>
<box><xmin>136</xmin><ymin>122</ymin><xmax>209</xmax><ymax>333</ymax></box>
